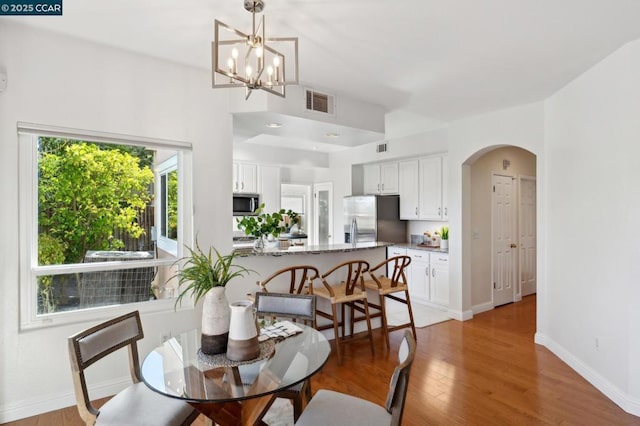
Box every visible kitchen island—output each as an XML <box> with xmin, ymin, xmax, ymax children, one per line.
<box><xmin>226</xmin><ymin>242</ymin><xmax>392</xmax><ymax>337</ymax></box>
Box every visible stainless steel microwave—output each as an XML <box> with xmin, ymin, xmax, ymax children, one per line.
<box><xmin>233</xmin><ymin>193</ymin><xmax>259</xmax><ymax>216</ymax></box>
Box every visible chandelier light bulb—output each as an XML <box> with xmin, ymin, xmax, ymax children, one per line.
<box><xmin>227</xmin><ymin>58</ymin><xmax>235</xmax><ymax>74</ymax></box>
<box><xmin>246</xmin><ymin>65</ymin><xmax>253</xmax><ymax>82</ymax></box>
<box><xmin>256</xmin><ymin>46</ymin><xmax>263</xmax><ymax>58</ymax></box>
<box><xmin>273</xmin><ymin>56</ymin><xmax>280</xmax><ymax>67</ymax></box>
<box><xmin>267</xmin><ymin>65</ymin><xmax>274</xmax><ymax>84</ymax></box>
<box><xmin>232</xmin><ymin>48</ymin><xmax>239</xmax><ymax>59</ymax></box>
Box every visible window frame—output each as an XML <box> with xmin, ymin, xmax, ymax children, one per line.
<box><xmin>18</xmin><ymin>122</ymin><xmax>194</xmax><ymax>330</ymax></box>
<box><xmin>157</xmin><ymin>155</ymin><xmax>179</xmax><ymax>256</ymax></box>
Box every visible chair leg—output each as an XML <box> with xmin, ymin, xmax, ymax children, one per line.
<box><xmin>331</xmin><ymin>303</ymin><xmax>343</xmax><ymax>365</ymax></box>
<box><xmin>341</xmin><ymin>302</ymin><xmax>346</xmax><ymax>339</ymax></box>
<box><xmin>362</xmin><ymin>298</ymin><xmax>375</xmax><ymax>357</ymax></box>
<box><xmin>405</xmin><ymin>289</ymin><xmax>417</xmax><ymax>341</ymax></box>
<box><xmin>379</xmin><ymin>292</ymin><xmax>390</xmax><ymax>350</ymax></box>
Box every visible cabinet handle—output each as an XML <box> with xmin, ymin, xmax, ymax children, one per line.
<box><xmin>415</xmin><ymin>207</ymin><xmax>418</xmax><ymax>215</ymax></box>
<box><xmin>432</xmin><ymin>268</ymin><xmax>436</xmax><ymax>277</ymax></box>
<box><xmin>235</xmin><ymin>182</ymin><xmax>238</xmax><ymax>191</ymax></box>
<box><xmin>444</xmin><ymin>207</ymin><xmax>448</xmax><ymax>216</ymax></box>
<box><xmin>241</xmin><ymin>182</ymin><xmax>244</xmax><ymax>190</ymax></box>
<box><xmin>378</xmin><ymin>183</ymin><xmax>381</xmax><ymax>191</ymax></box>
<box><xmin>381</xmin><ymin>183</ymin><xmax>385</xmax><ymax>191</ymax></box>
<box><xmin>438</xmin><ymin>207</ymin><xmax>441</xmax><ymax>216</ymax></box>
<box><xmin>425</xmin><ymin>266</ymin><xmax>429</xmax><ymax>277</ymax></box>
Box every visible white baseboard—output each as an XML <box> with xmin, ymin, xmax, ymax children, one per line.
<box><xmin>472</xmin><ymin>301</ymin><xmax>494</xmax><ymax>315</ymax></box>
<box><xmin>535</xmin><ymin>333</ymin><xmax>640</xmax><ymax>417</ymax></box>
<box><xmin>0</xmin><ymin>377</ymin><xmax>129</xmax><ymax>423</ymax></box>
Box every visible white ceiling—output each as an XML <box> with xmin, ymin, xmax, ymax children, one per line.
<box><xmin>9</xmin><ymin>0</ymin><xmax>640</xmax><ymax>149</ymax></box>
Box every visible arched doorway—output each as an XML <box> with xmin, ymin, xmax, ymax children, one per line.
<box><xmin>463</xmin><ymin>145</ymin><xmax>536</xmax><ymax>313</ymax></box>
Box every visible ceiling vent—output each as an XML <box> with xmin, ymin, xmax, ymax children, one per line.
<box><xmin>305</xmin><ymin>89</ymin><xmax>335</xmax><ymax>115</ymax></box>
<box><xmin>376</xmin><ymin>142</ymin><xmax>388</xmax><ymax>153</ymax></box>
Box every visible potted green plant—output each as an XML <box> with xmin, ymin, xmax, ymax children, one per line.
<box><xmin>173</xmin><ymin>242</ymin><xmax>252</xmax><ymax>354</ymax></box>
<box><xmin>438</xmin><ymin>226</ymin><xmax>449</xmax><ymax>250</ymax></box>
<box><xmin>236</xmin><ymin>204</ymin><xmax>299</xmax><ymax>249</ymax></box>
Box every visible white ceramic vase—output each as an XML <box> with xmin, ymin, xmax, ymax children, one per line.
<box><xmin>201</xmin><ymin>286</ymin><xmax>231</xmax><ymax>355</ymax></box>
<box><xmin>440</xmin><ymin>239</ymin><xmax>449</xmax><ymax>250</ymax></box>
<box><xmin>226</xmin><ymin>300</ymin><xmax>260</xmax><ymax>361</ymax></box>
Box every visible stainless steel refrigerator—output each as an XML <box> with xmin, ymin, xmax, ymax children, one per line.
<box><xmin>343</xmin><ymin>195</ymin><xmax>407</xmax><ymax>243</ymax></box>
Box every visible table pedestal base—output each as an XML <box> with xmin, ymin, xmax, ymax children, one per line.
<box><xmin>190</xmin><ymin>393</ymin><xmax>276</xmax><ymax>426</ymax></box>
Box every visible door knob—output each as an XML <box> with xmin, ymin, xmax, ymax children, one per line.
<box><xmin>510</xmin><ymin>243</ymin><xmax>517</xmax><ymax>248</ymax></box>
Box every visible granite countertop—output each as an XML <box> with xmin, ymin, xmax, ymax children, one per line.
<box><xmin>389</xmin><ymin>242</ymin><xmax>449</xmax><ymax>254</ymax></box>
<box><xmin>233</xmin><ymin>241</ymin><xmax>393</xmax><ymax>257</ymax></box>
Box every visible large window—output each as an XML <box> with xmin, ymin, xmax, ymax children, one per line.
<box><xmin>19</xmin><ymin>123</ymin><xmax>193</xmax><ymax>329</ymax></box>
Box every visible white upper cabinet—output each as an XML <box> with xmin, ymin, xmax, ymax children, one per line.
<box><xmin>418</xmin><ymin>154</ymin><xmax>448</xmax><ymax>220</ymax></box>
<box><xmin>363</xmin><ymin>162</ymin><xmax>399</xmax><ymax>194</ymax></box>
<box><xmin>258</xmin><ymin>165</ymin><xmax>281</xmax><ymax>213</ymax></box>
<box><xmin>399</xmin><ymin>160</ymin><xmax>420</xmax><ymax>220</ymax></box>
<box><xmin>233</xmin><ymin>162</ymin><xmax>257</xmax><ymax>193</ymax></box>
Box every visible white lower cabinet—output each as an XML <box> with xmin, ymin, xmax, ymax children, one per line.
<box><xmin>407</xmin><ymin>249</ymin><xmax>429</xmax><ymax>303</ymax></box>
<box><xmin>429</xmin><ymin>253</ymin><xmax>450</xmax><ymax>306</ymax></box>
<box><xmin>389</xmin><ymin>247</ymin><xmax>449</xmax><ymax>307</ymax></box>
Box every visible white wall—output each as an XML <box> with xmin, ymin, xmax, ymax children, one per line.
<box><xmin>0</xmin><ymin>22</ymin><xmax>233</xmax><ymax>421</ymax></box>
<box><xmin>541</xmin><ymin>38</ymin><xmax>640</xmax><ymax>413</ymax></box>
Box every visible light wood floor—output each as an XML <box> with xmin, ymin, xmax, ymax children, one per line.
<box><xmin>5</xmin><ymin>295</ymin><xmax>639</xmax><ymax>425</ymax></box>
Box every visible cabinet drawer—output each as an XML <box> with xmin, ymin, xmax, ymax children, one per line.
<box><xmin>407</xmin><ymin>249</ymin><xmax>428</xmax><ymax>262</ymax></box>
<box><xmin>387</xmin><ymin>246</ymin><xmax>406</xmax><ymax>257</ymax></box>
<box><xmin>430</xmin><ymin>253</ymin><xmax>449</xmax><ymax>265</ymax></box>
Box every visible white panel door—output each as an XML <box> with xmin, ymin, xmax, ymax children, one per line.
<box><xmin>519</xmin><ymin>176</ymin><xmax>537</xmax><ymax>297</ymax></box>
<box><xmin>398</xmin><ymin>160</ymin><xmax>419</xmax><ymax>219</ymax></box>
<box><xmin>441</xmin><ymin>154</ymin><xmax>449</xmax><ymax>220</ymax></box>
<box><xmin>492</xmin><ymin>174</ymin><xmax>516</xmax><ymax>307</ymax></box>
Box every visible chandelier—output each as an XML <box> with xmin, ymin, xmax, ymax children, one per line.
<box><xmin>212</xmin><ymin>0</ymin><xmax>299</xmax><ymax>99</ymax></box>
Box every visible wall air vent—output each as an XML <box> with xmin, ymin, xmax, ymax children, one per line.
<box><xmin>376</xmin><ymin>142</ymin><xmax>388</xmax><ymax>153</ymax></box>
<box><xmin>305</xmin><ymin>89</ymin><xmax>335</xmax><ymax>115</ymax></box>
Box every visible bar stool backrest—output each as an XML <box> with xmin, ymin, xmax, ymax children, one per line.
<box><xmin>257</xmin><ymin>265</ymin><xmax>320</xmax><ymax>294</ymax></box>
<box><xmin>321</xmin><ymin>260</ymin><xmax>370</xmax><ymax>296</ymax></box>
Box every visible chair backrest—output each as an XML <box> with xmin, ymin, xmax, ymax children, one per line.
<box><xmin>320</xmin><ymin>260</ymin><xmax>369</xmax><ymax>296</ymax></box>
<box><xmin>368</xmin><ymin>255</ymin><xmax>411</xmax><ymax>289</ymax></box>
<box><xmin>257</xmin><ymin>265</ymin><xmax>320</xmax><ymax>294</ymax></box>
<box><xmin>255</xmin><ymin>292</ymin><xmax>317</xmax><ymax>327</ymax></box>
<box><xmin>384</xmin><ymin>329</ymin><xmax>417</xmax><ymax>426</ymax></box>
<box><xmin>68</xmin><ymin>311</ymin><xmax>144</xmax><ymax>424</ymax></box>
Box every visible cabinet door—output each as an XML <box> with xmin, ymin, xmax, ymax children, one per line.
<box><xmin>363</xmin><ymin>164</ymin><xmax>381</xmax><ymax>194</ymax></box>
<box><xmin>258</xmin><ymin>165</ymin><xmax>280</xmax><ymax>213</ymax></box>
<box><xmin>441</xmin><ymin>154</ymin><xmax>448</xmax><ymax>220</ymax></box>
<box><xmin>232</xmin><ymin>162</ymin><xmax>239</xmax><ymax>192</ymax></box>
<box><xmin>430</xmin><ymin>253</ymin><xmax>449</xmax><ymax>306</ymax></box>
<box><xmin>398</xmin><ymin>160</ymin><xmax>419</xmax><ymax>219</ymax></box>
<box><xmin>419</xmin><ymin>156</ymin><xmax>443</xmax><ymax>220</ymax></box>
<box><xmin>238</xmin><ymin>163</ymin><xmax>257</xmax><ymax>193</ymax></box>
<box><xmin>380</xmin><ymin>162</ymin><xmax>399</xmax><ymax>194</ymax></box>
<box><xmin>407</xmin><ymin>249</ymin><xmax>429</xmax><ymax>303</ymax></box>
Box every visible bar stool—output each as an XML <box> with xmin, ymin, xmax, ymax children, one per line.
<box><xmin>353</xmin><ymin>255</ymin><xmax>416</xmax><ymax>350</ymax></box>
<box><xmin>309</xmin><ymin>260</ymin><xmax>374</xmax><ymax>365</ymax></box>
<box><xmin>256</xmin><ymin>265</ymin><xmax>320</xmax><ymax>296</ymax></box>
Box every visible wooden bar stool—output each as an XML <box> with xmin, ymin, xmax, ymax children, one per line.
<box><xmin>309</xmin><ymin>260</ymin><xmax>374</xmax><ymax>365</ymax></box>
<box><xmin>256</xmin><ymin>265</ymin><xmax>320</xmax><ymax>296</ymax></box>
<box><xmin>352</xmin><ymin>255</ymin><xmax>416</xmax><ymax>350</ymax></box>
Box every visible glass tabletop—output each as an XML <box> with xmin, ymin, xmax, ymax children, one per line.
<box><xmin>141</xmin><ymin>325</ymin><xmax>331</xmax><ymax>404</ymax></box>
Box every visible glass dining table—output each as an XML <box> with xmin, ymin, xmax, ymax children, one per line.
<box><xmin>141</xmin><ymin>325</ymin><xmax>331</xmax><ymax>426</ymax></box>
